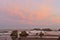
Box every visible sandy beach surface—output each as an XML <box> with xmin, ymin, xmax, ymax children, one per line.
<box><xmin>0</xmin><ymin>31</ymin><xmax>60</xmax><ymax>40</ymax></box>
<box><xmin>0</xmin><ymin>35</ymin><xmax>59</xmax><ymax>40</ymax></box>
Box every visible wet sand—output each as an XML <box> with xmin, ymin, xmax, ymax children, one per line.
<box><xmin>0</xmin><ymin>36</ymin><xmax>59</xmax><ymax>40</ymax></box>
<box><xmin>20</xmin><ymin>38</ymin><xmax>58</xmax><ymax>40</ymax></box>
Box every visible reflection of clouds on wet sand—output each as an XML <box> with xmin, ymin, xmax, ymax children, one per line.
<box><xmin>0</xmin><ymin>36</ymin><xmax>58</xmax><ymax>40</ymax></box>
<box><xmin>0</xmin><ymin>34</ymin><xmax>59</xmax><ymax>40</ymax></box>
<box><xmin>0</xmin><ymin>36</ymin><xmax>12</xmax><ymax>40</ymax></box>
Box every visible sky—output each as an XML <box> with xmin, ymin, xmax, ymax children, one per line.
<box><xmin>0</xmin><ymin>0</ymin><xmax>60</xmax><ymax>29</ymax></box>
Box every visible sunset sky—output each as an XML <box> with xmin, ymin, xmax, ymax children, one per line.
<box><xmin>0</xmin><ymin>0</ymin><xmax>60</xmax><ymax>29</ymax></box>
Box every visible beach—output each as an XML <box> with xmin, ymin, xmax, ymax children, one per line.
<box><xmin>0</xmin><ymin>35</ymin><xmax>59</xmax><ymax>40</ymax></box>
<box><xmin>0</xmin><ymin>31</ymin><xmax>60</xmax><ymax>40</ymax></box>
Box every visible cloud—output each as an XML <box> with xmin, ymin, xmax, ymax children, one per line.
<box><xmin>0</xmin><ymin>0</ymin><xmax>60</xmax><ymax>29</ymax></box>
<box><xmin>28</xmin><ymin>4</ymin><xmax>52</xmax><ymax>21</ymax></box>
<box><xmin>0</xmin><ymin>0</ymin><xmax>53</xmax><ymax>25</ymax></box>
<box><xmin>49</xmin><ymin>17</ymin><xmax>60</xmax><ymax>23</ymax></box>
<box><xmin>44</xmin><ymin>0</ymin><xmax>56</xmax><ymax>3</ymax></box>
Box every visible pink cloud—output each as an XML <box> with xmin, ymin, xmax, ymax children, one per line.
<box><xmin>44</xmin><ymin>0</ymin><xmax>56</xmax><ymax>3</ymax></box>
<box><xmin>50</xmin><ymin>17</ymin><xmax>60</xmax><ymax>23</ymax></box>
<box><xmin>0</xmin><ymin>0</ymin><xmax>59</xmax><ymax>26</ymax></box>
<box><xmin>27</xmin><ymin>4</ymin><xmax>52</xmax><ymax>21</ymax></box>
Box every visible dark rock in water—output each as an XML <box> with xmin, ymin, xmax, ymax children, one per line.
<box><xmin>57</xmin><ymin>37</ymin><xmax>60</xmax><ymax>40</ymax></box>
